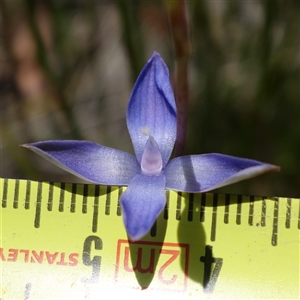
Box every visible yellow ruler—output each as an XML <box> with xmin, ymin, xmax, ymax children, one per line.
<box><xmin>1</xmin><ymin>178</ymin><xmax>299</xmax><ymax>299</ymax></box>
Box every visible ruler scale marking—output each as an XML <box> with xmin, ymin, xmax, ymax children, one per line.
<box><xmin>164</xmin><ymin>191</ymin><xmax>169</xmax><ymax>220</ymax></box>
<box><xmin>25</xmin><ymin>180</ymin><xmax>31</xmax><ymax>210</ymax></box>
<box><xmin>298</xmin><ymin>200</ymin><xmax>300</xmax><ymax>230</ymax></box>
<box><xmin>71</xmin><ymin>183</ymin><xmax>77</xmax><ymax>213</ymax></box>
<box><xmin>271</xmin><ymin>198</ymin><xmax>279</xmax><ymax>246</ymax></box>
<box><xmin>92</xmin><ymin>185</ymin><xmax>100</xmax><ymax>233</ymax></box>
<box><xmin>285</xmin><ymin>198</ymin><xmax>291</xmax><ymax>229</ymax></box>
<box><xmin>24</xmin><ymin>283</ymin><xmax>32</xmax><ymax>300</ymax></box>
<box><xmin>188</xmin><ymin>193</ymin><xmax>194</xmax><ymax>222</ymax></box>
<box><xmin>150</xmin><ymin>221</ymin><xmax>157</xmax><ymax>237</ymax></box>
<box><xmin>105</xmin><ymin>186</ymin><xmax>111</xmax><ymax>215</ymax></box>
<box><xmin>200</xmin><ymin>193</ymin><xmax>206</xmax><ymax>222</ymax></box>
<box><xmin>82</xmin><ymin>184</ymin><xmax>88</xmax><ymax>214</ymax></box>
<box><xmin>224</xmin><ymin>194</ymin><xmax>230</xmax><ymax>224</ymax></box>
<box><xmin>261</xmin><ymin>197</ymin><xmax>267</xmax><ymax>227</ymax></box>
<box><xmin>248</xmin><ymin>196</ymin><xmax>254</xmax><ymax>226</ymax></box>
<box><xmin>47</xmin><ymin>182</ymin><xmax>54</xmax><ymax>211</ymax></box>
<box><xmin>210</xmin><ymin>194</ymin><xmax>218</xmax><ymax>242</ymax></box>
<box><xmin>34</xmin><ymin>182</ymin><xmax>42</xmax><ymax>228</ymax></box>
<box><xmin>59</xmin><ymin>182</ymin><xmax>65</xmax><ymax>212</ymax></box>
<box><xmin>13</xmin><ymin>179</ymin><xmax>19</xmax><ymax>209</ymax></box>
<box><xmin>2</xmin><ymin>178</ymin><xmax>8</xmax><ymax>208</ymax></box>
<box><xmin>236</xmin><ymin>195</ymin><xmax>242</xmax><ymax>225</ymax></box>
<box><xmin>116</xmin><ymin>187</ymin><xmax>122</xmax><ymax>216</ymax></box>
<box><xmin>176</xmin><ymin>192</ymin><xmax>182</xmax><ymax>221</ymax></box>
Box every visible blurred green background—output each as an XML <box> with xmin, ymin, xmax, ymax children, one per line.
<box><xmin>1</xmin><ymin>0</ymin><xmax>299</xmax><ymax>197</ymax></box>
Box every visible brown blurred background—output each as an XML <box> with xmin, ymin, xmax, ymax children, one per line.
<box><xmin>1</xmin><ymin>0</ymin><xmax>299</xmax><ymax>197</ymax></box>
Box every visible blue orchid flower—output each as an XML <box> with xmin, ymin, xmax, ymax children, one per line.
<box><xmin>21</xmin><ymin>52</ymin><xmax>279</xmax><ymax>241</ymax></box>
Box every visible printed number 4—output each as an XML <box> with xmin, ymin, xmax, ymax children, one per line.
<box><xmin>200</xmin><ymin>245</ymin><xmax>223</xmax><ymax>293</ymax></box>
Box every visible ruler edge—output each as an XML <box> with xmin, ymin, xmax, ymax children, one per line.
<box><xmin>1</xmin><ymin>177</ymin><xmax>299</xmax><ymax>239</ymax></box>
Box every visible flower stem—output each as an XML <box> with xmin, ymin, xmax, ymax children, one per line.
<box><xmin>166</xmin><ymin>0</ymin><xmax>192</xmax><ymax>157</ymax></box>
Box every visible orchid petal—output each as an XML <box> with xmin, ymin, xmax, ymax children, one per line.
<box><xmin>165</xmin><ymin>153</ymin><xmax>280</xmax><ymax>193</ymax></box>
<box><xmin>127</xmin><ymin>52</ymin><xmax>177</xmax><ymax>167</ymax></box>
<box><xmin>21</xmin><ymin>141</ymin><xmax>140</xmax><ymax>185</ymax></box>
<box><xmin>120</xmin><ymin>174</ymin><xmax>166</xmax><ymax>241</ymax></box>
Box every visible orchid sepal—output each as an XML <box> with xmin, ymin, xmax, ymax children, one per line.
<box><xmin>164</xmin><ymin>153</ymin><xmax>280</xmax><ymax>193</ymax></box>
<box><xmin>120</xmin><ymin>174</ymin><xmax>166</xmax><ymax>241</ymax></box>
<box><xmin>126</xmin><ymin>52</ymin><xmax>177</xmax><ymax>167</ymax></box>
<box><xmin>20</xmin><ymin>140</ymin><xmax>140</xmax><ymax>185</ymax></box>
